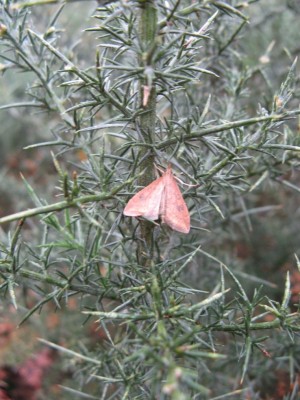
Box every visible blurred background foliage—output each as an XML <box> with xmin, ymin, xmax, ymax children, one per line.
<box><xmin>0</xmin><ymin>0</ymin><xmax>300</xmax><ymax>399</ymax></box>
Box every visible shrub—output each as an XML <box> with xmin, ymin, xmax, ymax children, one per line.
<box><xmin>0</xmin><ymin>0</ymin><xmax>300</xmax><ymax>398</ymax></box>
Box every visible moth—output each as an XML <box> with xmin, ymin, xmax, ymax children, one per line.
<box><xmin>123</xmin><ymin>165</ymin><xmax>190</xmax><ymax>234</ymax></box>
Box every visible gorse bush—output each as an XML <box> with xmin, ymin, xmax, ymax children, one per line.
<box><xmin>0</xmin><ymin>0</ymin><xmax>300</xmax><ymax>398</ymax></box>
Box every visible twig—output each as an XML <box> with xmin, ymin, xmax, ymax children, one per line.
<box><xmin>0</xmin><ymin>175</ymin><xmax>137</xmax><ymax>225</ymax></box>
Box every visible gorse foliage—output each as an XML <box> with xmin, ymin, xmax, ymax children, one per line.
<box><xmin>0</xmin><ymin>0</ymin><xmax>300</xmax><ymax>398</ymax></box>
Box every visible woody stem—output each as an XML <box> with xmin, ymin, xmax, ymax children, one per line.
<box><xmin>136</xmin><ymin>0</ymin><xmax>158</xmax><ymax>265</ymax></box>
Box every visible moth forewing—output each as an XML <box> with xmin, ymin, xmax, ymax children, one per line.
<box><xmin>123</xmin><ymin>176</ymin><xmax>165</xmax><ymax>220</ymax></box>
<box><xmin>162</xmin><ymin>168</ymin><xmax>190</xmax><ymax>234</ymax></box>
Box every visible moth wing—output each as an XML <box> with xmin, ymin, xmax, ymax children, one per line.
<box><xmin>161</xmin><ymin>169</ymin><xmax>190</xmax><ymax>234</ymax></box>
<box><xmin>124</xmin><ymin>176</ymin><xmax>165</xmax><ymax>220</ymax></box>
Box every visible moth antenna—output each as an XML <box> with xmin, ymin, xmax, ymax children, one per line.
<box><xmin>175</xmin><ymin>178</ymin><xmax>199</xmax><ymax>188</ymax></box>
<box><xmin>156</xmin><ymin>164</ymin><xmax>199</xmax><ymax>187</ymax></box>
<box><xmin>154</xmin><ymin>164</ymin><xmax>165</xmax><ymax>176</ymax></box>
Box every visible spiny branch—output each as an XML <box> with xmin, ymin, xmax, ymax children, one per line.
<box><xmin>0</xmin><ymin>175</ymin><xmax>137</xmax><ymax>225</ymax></box>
